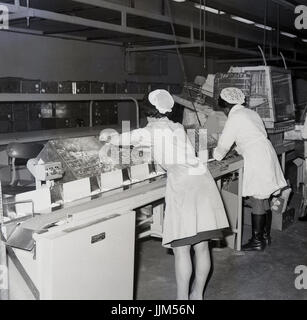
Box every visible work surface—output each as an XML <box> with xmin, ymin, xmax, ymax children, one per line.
<box><xmin>19</xmin><ymin>155</ymin><xmax>243</xmax><ymax>233</ymax></box>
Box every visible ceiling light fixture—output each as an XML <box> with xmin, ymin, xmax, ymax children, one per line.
<box><xmin>255</xmin><ymin>23</ymin><xmax>273</xmax><ymax>31</ymax></box>
<box><xmin>194</xmin><ymin>4</ymin><xmax>225</xmax><ymax>14</ymax></box>
<box><xmin>231</xmin><ymin>15</ymin><xmax>255</xmax><ymax>24</ymax></box>
<box><xmin>280</xmin><ymin>31</ymin><xmax>297</xmax><ymax>38</ymax></box>
<box><xmin>301</xmin><ymin>39</ymin><xmax>307</xmax><ymax>42</ymax></box>
<box><xmin>172</xmin><ymin>0</ymin><xmax>186</xmax><ymax>2</ymax></box>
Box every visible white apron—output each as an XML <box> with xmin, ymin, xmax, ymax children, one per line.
<box><xmin>214</xmin><ymin>105</ymin><xmax>287</xmax><ymax>200</ymax></box>
<box><xmin>162</xmin><ymin>165</ymin><xmax>229</xmax><ymax>247</ymax></box>
<box><xmin>239</xmin><ymin>137</ymin><xmax>287</xmax><ymax>199</ymax></box>
<box><xmin>145</xmin><ymin>118</ymin><xmax>229</xmax><ymax>248</ymax></box>
<box><xmin>106</xmin><ymin>117</ymin><xmax>229</xmax><ymax>248</ymax></box>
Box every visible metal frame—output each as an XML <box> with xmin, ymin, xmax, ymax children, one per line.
<box><xmin>1</xmin><ymin>1</ymin><xmax>306</xmax><ymax>60</ymax></box>
<box><xmin>231</xmin><ymin>66</ymin><xmax>295</xmax><ymax>125</ymax></box>
<box><xmin>0</xmin><ymin>94</ymin><xmax>143</xmax><ymax>129</ymax></box>
<box><xmin>5</xmin><ymin>2</ymin><xmax>191</xmax><ymax>43</ymax></box>
<box><xmin>126</xmin><ymin>42</ymin><xmax>261</xmax><ymax>57</ymax></box>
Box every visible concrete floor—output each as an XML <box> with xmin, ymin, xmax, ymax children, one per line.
<box><xmin>135</xmin><ymin>221</ymin><xmax>307</xmax><ymax>300</ymax></box>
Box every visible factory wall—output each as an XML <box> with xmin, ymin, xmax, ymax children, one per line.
<box><xmin>0</xmin><ymin>32</ymin><xmax>204</xmax><ymax>83</ymax></box>
<box><xmin>0</xmin><ymin>31</ymin><xmax>207</xmax><ymax>126</ymax></box>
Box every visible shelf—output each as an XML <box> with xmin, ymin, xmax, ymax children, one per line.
<box><xmin>0</xmin><ymin>125</ymin><xmax>121</xmax><ymax>147</ymax></box>
<box><xmin>0</xmin><ymin>93</ymin><xmax>144</xmax><ymax>102</ymax></box>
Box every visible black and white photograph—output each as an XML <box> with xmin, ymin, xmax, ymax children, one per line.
<box><xmin>0</xmin><ymin>0</ymin><xmax>307</xmax><ymax>303</ymax></box>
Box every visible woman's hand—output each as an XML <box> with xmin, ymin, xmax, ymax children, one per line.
<box><xmin>99</xmin><ymin>129</ymin><xmax>120</xmax><ymax>144</ymax></box>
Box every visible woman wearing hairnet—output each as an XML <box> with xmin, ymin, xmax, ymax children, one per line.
<box><xmin>214</xmin><ymin>87</ymin><xmax>287</xmax><ymax>251</ymax></box>
<box><xmin>100</xmin><ymin>89</ymin><xmax>229</xmax><ymax>300</ymax></box>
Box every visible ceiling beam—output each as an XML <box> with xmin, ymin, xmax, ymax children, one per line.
<box><xmin>9</xmin><ymin>12</ymin><xmax>30</xmax><ymax>21</ymax></box>
<box><xmin>1</xmin><ymin>1</ymin><xmax>306</xmax><ymax>58</ymax></box>
<box><xmin>216</xmin><ymin>57</ymin><xmax>307</xmax><ymax>65</ymax></box>
<box><xmin>72</xmin><ymin>0</ymin><xmax>173</xmax><ymax>23</ymax></box>
<box><xmin>126</xmin><ymin>42</ymin><xmax>261</xmax><ymax>56</ymax></box>
<box><xmin>71</xmin><ymin>0</ymin><xmax>307</xmax><ymax>55</ymax></box>
<box><xmin>1</xmin><ymin>3</ymin><xmax>192</xmax><ymax>43</ymax></box>
<box><xmin>270</xmin><ymin>0</ymin><xmax>296</xmax><ymax>10</ymax></box>
<box><xmin>5</xmin><ymin>27</ymin><xmax>43</xmax><ymax>35</ymax></box>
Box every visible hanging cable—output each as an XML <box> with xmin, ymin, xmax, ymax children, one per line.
<box><xmin>203</xmin><ymin>0</ymin><xmax>206</xmax><ymax>70</ymax></box>
<box><xmin>280</xmin><ymin>51</ymin><xmax>287</xmax><ymax>70</ymax></box>
<box><xmin>263</xmin><ymin>0</ymin><xmax>268</xmax><ymax>55</ymax></box>
<box><xmin>258</xmin><ymin>45</ymin><xmax>267</xmax><ymax>66</ymax></box>
<box><xmin>199</xmin><ymin>0</ymin><xmax>202</xmax><ymax>54</ymax></box>
<box><xmin>165</xmin><ymin>0</ymin><xmax>202</xmax><ymax>126</ymax></box>
<box><xmin>276</xmin><ymin>4</ymin><xmax>280</xmax><ymax>57</ymax></box>
<box><xmin>165</xmin><ymin>0</ymin><xmax>187</xmax><ymax>83</ymax></box>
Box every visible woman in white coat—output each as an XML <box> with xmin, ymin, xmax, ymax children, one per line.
<box><xmin>100</xmin><ymin>90</ymin><xmax>229</xmax><ymax>300</ymax></box>
<box><xmin>214</xmin><ymin>87</ymin><xmax>287</xmax><ymax>251</ymax></box>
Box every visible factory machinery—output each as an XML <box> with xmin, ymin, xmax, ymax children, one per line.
<box><xmin>3</xmin><ymin>64</ymin><xmax>296</xmax><ymax>300</ymax></box>
<box><xmin>0</xmin><ymin>132</ymin><xmax>243</xmax><ymax>300</ymax></box>
<box><xmin>0</xmin><ymin>64</ymin><xmax>298</xmax><ymax>300</ymax></box>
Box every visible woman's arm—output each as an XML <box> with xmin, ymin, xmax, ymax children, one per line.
<box><xmin>99</xmin><ymin>127</ymin><xmax>152</xmax><ymax>146</ymax></box>
<box><xmin>213</xmin><ymin>116</ymin><xmax>237</xmax><ymax>161</ymax></box>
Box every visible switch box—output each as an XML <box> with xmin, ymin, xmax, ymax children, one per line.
<box><xmin>35</xmin><ymin>162</ymin><xmax>63</xmax><ymax>181</ymax></box>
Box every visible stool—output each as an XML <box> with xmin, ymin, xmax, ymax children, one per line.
<box><xmin>3</xmin><ymin>143</ymin><xmax>44</xmax><ymax>195</ymax></box>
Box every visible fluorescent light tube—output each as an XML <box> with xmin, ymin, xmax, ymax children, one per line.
<box><xmin>195</xmin><ymin>4</ymin><xmax>225</xmax><ymax>14</ymax></box>
<box><xmin>231</xmin><ymin>15</ymin><xmax>255</xmax><ymax>24</ymax></box>
<box><xmin>255</xmin><ymin>23</ymin><xmax>273</xmax><ymax>31</ymax></box>
<box><xmin>280</xmin><ymin>31</ymin><xmax>297</xmax><ymax>38</ymax></box>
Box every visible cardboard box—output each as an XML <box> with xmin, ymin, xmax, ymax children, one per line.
<box><xmin>272</xmin><ymin>208</ymin><xmax>295</xmax><ymax>231</ymax></box>
<box><xmin>90</xmin><ymin>81</ymin><xmax>105</xmax><ymax>94</ymax></box>
<box><xmin>41</xmin><ymin>81</ymin><xmax>58</xmax><ymax>94</ymax></box>
<box><xmin>58</xmin><ymin>81</ymin><xmax>73</xmax><ymax>94</ymax></box>
<box><xmin>21</xmin><ymin>79</ymin><xmax>41</xmax><ymax>93</ymax></box>
<box><xmin>76</xmin><ymin>81</ymin><xmax>90</xmax><ymax>94</ymax></box>
<box><xmin>0</xmin><ymin>77</ymin><xmax>21</xmax><ymax>93</ymax></box>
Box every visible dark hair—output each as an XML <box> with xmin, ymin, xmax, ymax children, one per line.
<box><xmin>140</xmin><ymin>92</ymin><xmax>172</xmax><ymax>119</ymax></box>
<box><xmin>218</xmin><ymin>95</ymin><xmax>246</xmax><ymax>110</ymax></box>
<box><xmin>218</xmin><ymin>96</ymin><xmax>236</xmax><ymax>110</ymax></box>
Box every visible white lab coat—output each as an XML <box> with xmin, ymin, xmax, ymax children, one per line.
<box><xmin>302</xmin><ymin>114</ymin><xmax>307</xmax><ymax>139</ymax></box>
<box><xmin>103</xmin><ymin>117</ymin><xmax>229</xmax><ymax>247</ymax></box>
<box><xmin>214</xmin><ymin>105</ymin><xmax>287</xmax><ymax>199</ymax></box>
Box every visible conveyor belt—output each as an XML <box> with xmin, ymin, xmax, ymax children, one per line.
<box><xmin>18</xmin><ymin>156</ymin><xmax>243</xmax><ymax>234</ymax></box>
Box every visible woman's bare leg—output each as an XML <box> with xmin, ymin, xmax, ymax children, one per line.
<box><xmin>173</xmin><ymin>245</ymin><xmax>192</xmax><ymax>300</ymax></box>
<box><xmin>190</xmin><ymin>241</ymin><xmax>211</xmax><ymax>300</ymax></box>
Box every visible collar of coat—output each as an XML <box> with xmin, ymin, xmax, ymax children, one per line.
<box><xmin>228</xmin><ymin>104</ymin><xmax>244</xmax><ymax>117</ymax></box>
<box><xmin>147</xmin><ymin>116</ymin><xmax>169</xmax><ymax>123</ymax></box>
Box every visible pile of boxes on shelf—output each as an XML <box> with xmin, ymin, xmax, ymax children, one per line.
<box><xmin>0</xmin><ymin>77</ymin><xmax>183</xmax><ymax>133</ymax></box>
<box><xmin>0</xmin><ymin>77</ymin><xmax>183</xmax><ymax>95</ymax></box>
<box><xmin>0</xmin><ymin>99</ymin><xmax>117</xmax><ymax>132</ymax></box>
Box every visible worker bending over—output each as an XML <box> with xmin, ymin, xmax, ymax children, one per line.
<box><xmin>100</xmin><ymin>90</ymin><xmax>229</xmax><ymax>300</ymax></box>
<box><xmin>214</xmin><ymin>87</ymin><xmax>287</xmax><ymax>251</ymax></box>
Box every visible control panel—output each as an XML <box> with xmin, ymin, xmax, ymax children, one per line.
<box><xmin>35</xmin><ymin>162</ymin><xmax>64</xmax><ymax>181</ymax></box>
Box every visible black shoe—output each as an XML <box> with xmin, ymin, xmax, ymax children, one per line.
<box><xmin>242</xmin><ymin>214</ymin><xmax>266</xmax><ymax>251</ymax></box>
<box><xmin>299</xmin><ymin>215</ymin><xmax>307</xmax><ymax>222</ymax></box>
<box><xmin>263</xmin><ymin>210</ymin><xmax>272</xmax><ymax>246</ymax></box>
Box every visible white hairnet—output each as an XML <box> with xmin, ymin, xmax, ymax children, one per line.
<box><xmin>148</xmin><ymin>89</ymin><xmax>174</xmax><ymax>114</ymax></box>
<box><xmin>220</xmin><ymin>87</ymin><xmax>245</xmax><ymax>105</ymax></box>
